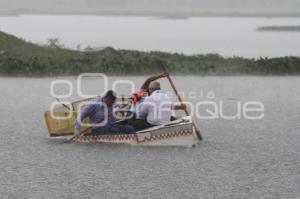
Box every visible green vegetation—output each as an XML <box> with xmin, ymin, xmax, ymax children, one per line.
<box><xmin>0</xmin><ymin>31</ymin><xmax>300</xmax><ymax>76</ymax></box>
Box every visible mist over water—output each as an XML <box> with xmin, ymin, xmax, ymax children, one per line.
<box><xmin>1</xmin><ymin>15</ymin><xmax>300</xmax><ymax>58</ymax></box>
<box><xmin>0</xmin><ymin>76</ymin><xmax>299</xmax><ymax>198</ymax></box>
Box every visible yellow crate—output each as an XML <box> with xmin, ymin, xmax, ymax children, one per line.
<box><xmin>44</xmin><ymin>98</ymin><xmax>92</xmax><ymax>137</ymax></box>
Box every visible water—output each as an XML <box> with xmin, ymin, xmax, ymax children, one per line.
<box><xmin>0</xmin><ymin>76</ymin><xmax>299</xmax><ymax>198</ymax></box>
<box><xmin>0</xmin><ymin>15</ymin><xmax>300</xmax><ymax>58</ymax></box>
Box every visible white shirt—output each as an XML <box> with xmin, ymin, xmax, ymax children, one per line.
<box><xmin>135</xmin><ymin>90</ymin><xmax>172</xmax><ymax>125</ymax></box>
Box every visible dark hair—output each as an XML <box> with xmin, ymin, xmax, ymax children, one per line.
<box><xmin>104</xmin><ymin>90</ymin><xmax>116</xmax><ymax>102</ymax></box>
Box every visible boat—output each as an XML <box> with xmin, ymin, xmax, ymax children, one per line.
<box><xmin>73</xmin><ymin>116</ymin><xmax>198</xmax><ymax>147</ymax></box>
<box><xmin>44</xmin><ymin>98</ymin><xmax>199</xmax><ymax>147</ymax></box>
<box><xmin>44</xmin><ymin>71</ymin><xmax>202</xmax><ymax>146</ymax></box>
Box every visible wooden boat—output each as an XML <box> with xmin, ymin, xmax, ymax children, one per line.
<box><xmin>44</xmin><ymin>98</ymin><xmax>199</xmax><ymax>147</ymax></box>
<box><xmin>73</xmin><ymin>116</ymin><xmax>198</xmax><ymax>147</ymax></box>
<box><xmin>44</xmin><ymin>71</ymin><xmax>202</xmax><ymax>146</ymax></box>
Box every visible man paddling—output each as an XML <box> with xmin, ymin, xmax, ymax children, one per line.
<box><xmin>74</xmin><ymin>90</ymin><xmax>135</xmax><ymax>136</ymax></box>
<box><xmin>127</xmin><ymin>72</ymin><xmax>186</xmax><ymax>131</ymax></box>
<box><xmin>133</xmin><ymin>81</ymin><xmax>172</xmax><ymax>129</ymax></box>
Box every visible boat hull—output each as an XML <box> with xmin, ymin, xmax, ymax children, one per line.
<box><xmin>44</xmin><ymin>98</ymin><xmax>199</xmax><ymax>147</ymax></box>
<box><xmin>74</xmin><ymin>117</ymin><xmax>198</xmax><ymax>147</ymax></box>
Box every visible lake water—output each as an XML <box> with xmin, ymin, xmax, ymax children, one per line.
<box><xmin>0</xmin><ymin>76</ymin><xmax>299</xmax><ymax>198</ymax></box>
<box><xmin>0</xmin><ymin>15</ymin><xmax>300</xmax><ymax>58</ymax></box>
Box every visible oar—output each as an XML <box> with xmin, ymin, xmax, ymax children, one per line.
<box><xmin>160</xmin><ymin>64</ymin><xmax>203</xmax><ymax>140</ymax></box>
<box><xmin>62</xmin><ymin>127</ymin><xmax>92</xmax><ymax>143</ymax></box>
<box><xmin>66</xmin><ymin>112</ymin><xmax>114</xmax><ymax>143</ymax></box>
<box><xmin>55</xmin><ymin>97</ymin><xmax>71</xmax><ymax>111</ymax></box>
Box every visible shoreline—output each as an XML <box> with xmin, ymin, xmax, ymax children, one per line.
<box><xmin>1</xmin><ymin>31</ymin><xmax>300</xmax><ymax>76</ymax></box>
<box><xmin>257</xmin><ymin>25</ymin><xmax>300</xmax><ymax>32</ymax></box>
<box><xmin>1</xmin><ymin>12</ymin><xmax>300</xmax><ymax>18</ymax></box>
<box><xmin>1</xmin><ymin>74</ymin><xmax>300</xmax><ymax>79</ymax></box>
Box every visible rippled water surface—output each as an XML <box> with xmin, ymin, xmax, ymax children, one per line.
<box><xmin>0</xmin><ymin>76</ymin><xmax>299</xmax><ymax>198</ymax></box>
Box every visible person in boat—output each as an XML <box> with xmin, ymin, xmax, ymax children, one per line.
<box><xmin>126</xmin><ymin>72</ymin><xmax>186</xmax><ymax>131</ymax></box>
<box><xmin>134</xmin><ymin>81</ymin><xmax>171</xmax><ymax>130</ymax></box>
<box><xmin>74</xmin><ymin>90</ymin><xmax>135</xmax><ymax>136</ymax></box>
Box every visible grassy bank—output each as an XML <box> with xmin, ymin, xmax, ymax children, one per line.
<box><xmin>0</xmin><ymin>31</ymin><xmax>300</xmax><ymax>76</ymax></box>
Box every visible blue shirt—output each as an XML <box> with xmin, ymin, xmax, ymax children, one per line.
<box><xmin>74</xmin><ymin>96</ymin><xmax>116</xmax><ymax>129</ymax></box>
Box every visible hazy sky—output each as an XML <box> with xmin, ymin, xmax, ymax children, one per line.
<box><xmin>1</xmin><ymin>0</ymin><xmax>300</xmax><ymax>15</ymax></box>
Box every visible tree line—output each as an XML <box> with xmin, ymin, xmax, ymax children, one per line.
<box><xmin>0</xmin><ymin>31</ymin><xmax>300</xmax><ymax>76</ymax></box>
